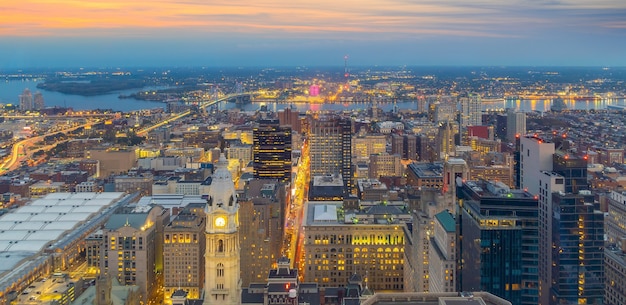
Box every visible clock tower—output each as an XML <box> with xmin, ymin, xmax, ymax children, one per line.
<box><xmin>204</xmin><ymin>156</ymin><xmax>241</xmax><ymax>305</ymax></box>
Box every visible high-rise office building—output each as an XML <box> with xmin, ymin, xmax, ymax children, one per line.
<box><xmin>537</xmin><ymin>171</ymin><xmax>565</xmax><ymax>305</ymax></box>
<box><xmin>19</xmin><ymin>88</ymin><xmax>33</xmax><ymax>111</ymax></box>
<box><xmin>457</xmin><ymin>180</ymin><xmax>539</xmax><ymax>305</ymax></box>
<box><xmin>432</xmin><ymin>102</ymin><xmax>456</xmax><ymax>123</ymax></box>
<box><xmin>552</xmin><ymin>151</ymin><xmax>589</xmax><ymax>193</ymax></box>
<box><xmin>519</xmin><ymin>136</ymin><xmax>555</xmax><ymax>196</ymax></box>
<box><xmin>604</xmin><ymin>192</ymin><xmax>626</xmax><ymax>305</ymax></box>
<box><xmin>437</xmin><ymin>122</ymin><xmax>456</xmax><ymax>160</ymax></box>
<box><xmin>369</xmin><ymin>153</ymin><xmax>403</xmax><ymax>179</ymax></box>
<box><xmin>459</xmin><ymin>93</ymin><xmax>482</xmax><ymax>127</ymax></box>
<box><xmin>253</xmin><ymin>120</ymin><xmax>292</xmax><ymax>183</ymax></box>
<box><xmin>549</xmin><ymin>191</ymin><xmax>604</xmax><ymax>305</ymax></box>
<box><xmin>33</xmin><ymin>91</ymin><xmax>44</xmax><ymax>110</ymax></box>
<box><xmin>352</xmin><ymin>133</ymin><xmax>386</xmax><ymax>161</ymax></box>
<box><xmin>238</xmin><ymin>179</ymin><xmax>286</xmax><ymax>286</ymax></box>
<box><xmin>303</xmin><ymin>202</ymin><xmax>410</xmax><ymax>291</ymax></box>
<box><xmin>308</xmin><ymin>116</ymin><xmax>352</xmax><ymax>193</ymax></box>
<box><xmin>391</xmin><ymin>134</ymin><xmax>419</xmax><ymax>160</ymax></box>
<box><xmin>506</xmin><ymin>109</ymin><xmax>526</xmax><ymax>143</ymax></box>
<box><xmin>163</xmin><ymin>203</ymin><xmax>206</xmax><ymax>302</ymax></box>
<box><xmin>102</xmin><ymin>205</ymin><xmax>167</xmax><ymax>303</ymax></box>
<box><xmin>428</xmin><ymin>210</ymin><xmax>457</xmax><ymax>293</ymax></box>
<box><xmin>277</xmin><ymin>107</ymin><xmax>302</xmax><ymax>134</ymax></box>
<box><xmin>520</xmin><ymin>135</ymin><xmax>604</xmax><ymax>305</ymax></box>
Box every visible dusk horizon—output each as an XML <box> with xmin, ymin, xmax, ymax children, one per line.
<box><xmin>2</xmin><ymin>0</ymin><xmax>626</xmax><ymax>69</ymax></box>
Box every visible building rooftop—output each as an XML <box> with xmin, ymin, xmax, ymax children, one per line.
<box><xmin>312</xmin><ymin>204</ymin><xmax>338</xmax><ymax>223</ymax></box>
<box><xmin>360</xmin><ymin>292</ymin><xmax>511</xmax><ymax>305</ymax></box>
<box><xmin>0</xmin><ymin>192</ymin><xmax>130</xmax><ymax>294</ymax></box>
<box><xmin>408</xmin><ymin>162</ymin><xmax>443</xmax><ymax>178</ymax></box>
<box><xmin>463</xmin><ymin>180</ymin><xmax>535</xmax><ymax>199</ymax></box>
<box><xmin>312</xmin><ymin>174</ymin><xmax>344</xmax><ymax>187</ymax></box>
<box><xmin>435</xmin><ymin>210</ymin><xmax>456</xmax><ymax>233</ymax></box>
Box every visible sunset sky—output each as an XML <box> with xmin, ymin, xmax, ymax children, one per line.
<box><xmin>1</xmin><ymin>0</ymin><xmax>625</xmax><ymax>68</ymax></box>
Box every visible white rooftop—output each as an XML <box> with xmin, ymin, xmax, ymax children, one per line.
<box><xmin>0</xmin><ymin>192</ymin><xmax>125</xmax><ymax>275</ymax></box>
<box><xmin>313</xmin><ymin>204</ymin><xmax>338</xmax><ymax>223</ymax></box>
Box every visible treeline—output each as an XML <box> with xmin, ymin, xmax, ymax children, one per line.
<box><xmin>37</xmin><ymin>79</ymin><xmax>146</xmax><ymax>96</ymax></box>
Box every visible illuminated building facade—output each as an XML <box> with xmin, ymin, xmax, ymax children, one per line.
<box><xmin>163</xmin><ymin>204</ymin><xmax>206</xmax><ymax>302</ymax></box>
<box><xmin>469</xmin><ymin>137</ymin><xmax>501</xmax><ymax>154</ymax></box>
<box><xmin>391</xmin><ymin>134</ymin><xmax>418</xmax><ymax>161</ymax></box>
<box><xmin>102</xmin><ymin>205</ymin><xmax>167</xmax><ymax>302</ymax></box>
<box><xmin>406</xmin><ymin>162</ymin><xmax>444</xmax><ymax>189</ymax></box>
<box><xmin>277</xmin><ymin>107</ymin><xmax>302</xmax><ymax>134</ymax></box>
<box><xmin>437</xmin><ymin>122</ymin><xmax>456</xmax><ymax>160</ymax></box>
<box><xmin>253</xmin><ymin>120</ymin><xmax>292</xmax><ymax>183</ymax></box>
<box><xmin>182</xmin><ymin>130</ymin><xmax>221</xmax><ymax>150</ymax></box>
<box><xmin>605</xmin><ymin>241</ymin><xmax>626</xmax><ymax>305</ymax></box>
<box><xmin>549</xmin><ymin>191</ymin><xmax>604</xmax><ymax>305</ymax></box>
<box><xmin>369</xmin><ymin>153</ymin><xmax>403</xmax><ymax>179</ymax></box>
<box><xmin>459</xmin><ymin>93</ymin><xmax>482</xmax><ymax>128</ymax></box>
<box><xmin>352</xmin><ymin>133</ymin><xmax>387</xmax><ymax>161</ymax></box>
<box><xmin>87</xmin><ymin>147</ymin><xmax>138</xmax><ymax>178</ymax></box>
<box><xmin>457</xmin><ymin>179</ymin><xmax>539</xmax><ymax>305</ymax></box>
<box><xmin>428</xmin><ymin>210</ymin><xmax>456</xmax><ymax>293</ymax></box>
<box><xmin>238</xmin><ymin>180</ymin><xmax>286</xmax><ymax>287</ymax></box>
<box><xmin>204</xmin><ymin>156</ymin><xmax>241</xmax><ymax>305</ymax></box>
<box><xmin>469</xmin><ymin>165</ymin><xmax>514</xmax><ymax>188</ymax></box>
<box><xmin>303</xmin><ymin>202</ymin><xmax>410</xmax><ymax>291</ymax></box>
<box><xmin>308</xmin><ymin>116</ymin><xmax>352</xmax><ymax>194</ymax></box>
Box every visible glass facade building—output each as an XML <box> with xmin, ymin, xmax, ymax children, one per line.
<box><xmin>253</xmin><ymin>120</ymin><xmax>292</xmax><ymax>183</ymax></box>
<box><xmin>457</xmin><ymin>180</ymin><xmax>539</xmax><ymax>305</ymax></box>
<box><xmin>550</xmin><ymin>192</ymin><xmax>604</xmax><ymax>305</ymax></box>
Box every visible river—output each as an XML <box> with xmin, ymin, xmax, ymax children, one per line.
<box><xmin>1</xmin><ymin>80</ymin><xmax>625</xmax><ymax>113</ymax></box>
<box><xmin>0</xmin><ymin>79</ymin><xmax>166</xmax><ymax>112</ymax></box>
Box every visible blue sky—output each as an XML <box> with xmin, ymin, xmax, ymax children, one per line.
<box><xmin>1</xmin><ymin>0</ymin><xmax>625</xmax><ymax>68</ymax></box>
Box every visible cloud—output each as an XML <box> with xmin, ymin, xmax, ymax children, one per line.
<box><xmin>1</xmin><ymin>0</ymin><xmax>625</xmax><ymax>68</ymax></box>
<box><xmin>3</xmin><ymin>0</ymin><xmax>620</xmax><ymax>39</ymax></box>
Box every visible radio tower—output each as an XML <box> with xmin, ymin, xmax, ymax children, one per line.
<box><xmin>344</xmin><ymin>55</ymin><xmax>350</xmax><ymax>90</ymax></box>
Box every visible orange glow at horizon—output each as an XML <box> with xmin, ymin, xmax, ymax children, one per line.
<box><xmin>1</xmin><ymin>0</ymin><xmax>542</xmax><ymax>38</ymax></box>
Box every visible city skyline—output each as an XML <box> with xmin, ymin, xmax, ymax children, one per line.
<box><xmin>1</xmin><ymin>0</ymin><xmax>626</xmax><ymax>68</ymax></box>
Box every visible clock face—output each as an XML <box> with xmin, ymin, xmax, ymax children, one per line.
<box><xmin>215</xmin><ymin>216</ymin><xmax>226</xmax><ymax>227</ymax></box>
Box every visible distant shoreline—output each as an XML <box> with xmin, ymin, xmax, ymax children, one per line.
<box><xmin>36</xmin><ymin>79</ymin><xmax>146</xmax><ymax>96</ymax></box>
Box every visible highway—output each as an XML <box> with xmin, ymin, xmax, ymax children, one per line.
<box><xmin>0</xmin><ymin>121</ymin><xmax>99</xmax><ymax>175</ymax></box>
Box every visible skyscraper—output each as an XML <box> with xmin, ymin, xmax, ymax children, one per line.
<box><xmin>428</xmin><ymin>210</ymin><xmax>457</xmax><ymax>293</ymax></box>
<box><xmin>519</xmin><ymin>135</ymin><xmax>555</xmax><ymax>196</ymax></box>
<box><xmin>549</xmin><ymin>191</ymin><xmax>604</xmax><ymax>305</ymax></box>
<box><xmin>437</xmin><ymin>121</ymin><xmax>456</xmax><ymax>160</ymax></box>
<box><xmin>457</xmin><ymin>179</ymin><xmax>539</xmax><ymax>305</ymax></box>
<box><xmin>102</xmin><ymin>205</ymin><xmax>167</xmax><ymax>303</ymax></box>
<box><xmin>163</xmin><ymin>203</ymin><xmax>206</xmax><ymax>301</ymax></box>
<box><xmin>308</xmin><ymin>115</ymin><xmax>352</xmax><ymax>194</ymax></box>
<box><xmin>19</xmin><ymin>88</ymin><xmax>33</xmax><ymax>111</ymax></box>
<box><xmin>506</xmin><ymin>109</ymin><xmax>526</xmax><ymax>143</ymax></box>
<box><xmin>390</xmin><ymin>134</ymin><xmax>419</xmax><ymax>160</ymax></box>
<box><xmin>520</xmin><ymin>135</ymin><xmax>604</xmax><ymax>305</ymax></box>
<box><xmin>253</xmin><ymin>120</ymin><xmax>292</xmax><ymax>183</ymax></box>
<box><xmin>460</xmin><ymin>93</ymin><xmax>482</xmax><ymax>127</ymax></box>
<box><xmin>33</xmin><ymin>91</ymin><xmax>44</xmax><ymax>110</ymax></box>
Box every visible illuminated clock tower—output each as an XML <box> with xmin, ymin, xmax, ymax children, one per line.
<box><xmin>204</xmin><ymin>156</ymin><xmax>241</xmax><ymax>305</ymax></box>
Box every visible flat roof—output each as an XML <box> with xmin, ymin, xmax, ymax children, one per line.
<box><xmin>435</xmin><ymin>211</ymin><xmax>456</xmax><ymax>233</ymax></box>
<box><xmin>313</xmin><ymin>204</ymin><xmax>338</xmax><ymax>222</ymax></box>
<box><xmin>0</xmin><ymin>192</ymin><xmax>125</xmax><ymax>274</ymax></box>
